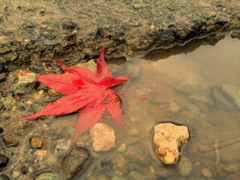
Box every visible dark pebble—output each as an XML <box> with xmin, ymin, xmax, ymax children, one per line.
<box><xmin>20</xmin><ymin>165</ymin><xmax>28</xmax><ymax>174</ymax></box>
<box><xmin>0</xmin><ymin>127</ymin><xmax>4</xmax><ymax>134</ymax></box>
<box><xmin>61</xmin><ymin>146</ymin><xmax>90</xmax><ymax>180</ymax></box>
<box><xmin>0</xmin><ymin>153</ymin><xmax>9</xmax><ymax>171</ymax></box>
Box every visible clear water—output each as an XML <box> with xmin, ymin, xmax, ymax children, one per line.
<box><xmin>32</xmin><ymin>34</ymin><xmax>240</xmax><ymax>179</ymax></box>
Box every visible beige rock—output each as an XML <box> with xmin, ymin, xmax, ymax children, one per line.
<box><xmin>90</xmin><ymin>123</ymin><xmax>116</xmax><ymax>152</ymax></box>
<box><xmin>152</xmin><ymin>122</ymin><xmax>190</xmax><ymax>164</ymax></box>
<box><xmin>30</xmin><ymin>136</ymin><xmax>46</xmax><ymax>148</ymax></box>
<box><xmin>202</xmin><ymin>168</ymin><xmax>211</xmax><ymax>178</ymax></box>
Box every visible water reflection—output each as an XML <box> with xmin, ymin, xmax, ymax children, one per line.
<box><xmin>144</xmin><ymin>34</ymin><xmax>225</xmax><ymax>61</ymax></box>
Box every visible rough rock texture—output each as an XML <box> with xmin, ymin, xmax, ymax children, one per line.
<box><xmin>90</xmin><ymin>123</ymin><xmax>116</xmax><ymax>152</ymax></box>
<box><xmin>152</xmin><ymin>122</ymin><xmax>190</xmax><ymax>164</ymax></box>
<box><xmin>0</xmin><ymin>0</ymin><xmax>240</xmax><ymax>71</ymax></box>
<box><xmin>61</xmin><ymin>146</ymin><xmax>90</xmax><ymax>180</ymax></box>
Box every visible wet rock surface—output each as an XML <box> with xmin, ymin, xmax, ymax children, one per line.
<box><xmin>61</xmin><ymin>146</ymin><xmax>90</xmax><ymax>180</ymax></box>
<box><xmin>0</xmin><ymin>0</ymin><xmax>239</xmax><ymax>70</ymax></box>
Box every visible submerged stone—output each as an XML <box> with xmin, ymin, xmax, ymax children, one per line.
<box><xmin>61</xmin><ymin>146</ymin><xmax>90</xmax><ymax>180</ymax></box>
<box><xmin>178</xmin><ymin>157</ymin><xmax>193</xmax><ymax>177</ymax></box>
<box><xmin>90</xmin><ymin>123</ymin><xmax>116</xmax><ymax>152</ymax></box>
<box><xmin>128</xmin><ymin>171</ymin><xmax>145</xmax><ymax>180</ymax></box>
<box><xmin>124</xmin><ymin>145</ymin><xmax>150</xmax><ymax>166</ymax></box>
<box><xmin>221</xmin><ymin>84</ymin><xmax>240</xmax><ymax>109</ymax></box>
<box><xmin>152</xmin><ymin>122</ymin><xmax>190</xmax><ymax>164</ymax></box>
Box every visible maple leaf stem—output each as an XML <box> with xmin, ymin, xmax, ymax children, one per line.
<box><xmin>113</xmin><ymin>90</ymin><xmax>148</xmax><ymax>99</ymax></box>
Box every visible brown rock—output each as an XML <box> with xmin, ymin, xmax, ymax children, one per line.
<box><xmin>30</xmin><ymin>136</ymin><xmax>46</xmax><ymax>148</ymax></box>
<box><xmin>3</xmin><ymin>135</ymin><xmax>19</xmax><ymax>147</ymax></box>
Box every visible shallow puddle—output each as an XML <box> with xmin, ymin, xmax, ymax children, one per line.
<box><xmin>51</xmin><ymin>33</ymin><xmax>240</xmax><ymax>179</ymax></box>
<box><xmin>3</xmin><ymin>33</ymin><xmax>240</xmax><ymax>179</ymax></box>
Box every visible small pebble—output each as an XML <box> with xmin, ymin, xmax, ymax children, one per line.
<box><xmin>178</xmin><ymin>157</ymin><xmax>192</xmax><ymax>177</ymax></box>
<box><xmin>34</xmin><ymin>150</ymin><xmax>47</xmax><ymax>157</ymax></box>
<box><xmin>30</xmin><ymin>136</ymin><xmax>46</xmax><ymax>148</ymax></box>
<box><xmin>202</xmin><ymin>168</ymin><xmax>211</xmax><ymax>178</ymax></box>
<box><xmin>12</xmin><ymin>171</ymin><xmax>20</xmax><ymax>178</ymax></box>
<box><xmin>118</xmin><ymin>143</ymin><xmax>127</xmax><ymax>153</ymax></box>
<box><xmin>2</xmin><ymin>112</ymin><xmax>10</xmax><ymax>120</ymax></box>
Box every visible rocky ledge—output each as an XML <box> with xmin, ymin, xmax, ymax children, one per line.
<box><xmin>0</xmin><ymin>0</ymin><xmax>240</xmax><ymax>71</ymax></box>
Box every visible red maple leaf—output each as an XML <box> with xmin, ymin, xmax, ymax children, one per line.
<box><xmin>24</xmin><ymin>45</ymin><xmax>146</xmax><ymax>147</ymax></box>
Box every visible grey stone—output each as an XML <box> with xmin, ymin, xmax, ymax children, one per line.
<box><xmin>175</xmin><ymin>80</ymin><xmax>201</xmax><ymax>94</ymax></box>
<box><xmin>128</xmin><ymin>171</ymin><xmax>145</xmax><ymax>180</ymax></box>
<box><xmin>13</xmin><ymin>76</ymin><xmax>36</xmax><ymax>95</ymax></box>
<box><xmin>221</xmin><ymin>84</ymin><xmax>240</xmax><ymax>109</ymax></box>
<box><xmin>178</xmin><ymin>157</ymin><xmax>193</xmax><ymax>177</ymax></box>
<box><xmin>189</xmin><ymin>93</ymin><xmax>214</xmax><ymax>106</ymax></box>
<box><xmin>212</xmin><ymin>88</ymin><xmax>234</xmax><ymax>109</ymax></box>
<box><xmin>61</xmin><ymin>146</ymin><xmax>90</xmax><ymax>180</ymax></box>
<box><xmin>125</xmin><ymin>146</ymin><xmax>150</xmax><ymax>166</ymax></box>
